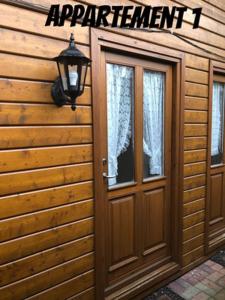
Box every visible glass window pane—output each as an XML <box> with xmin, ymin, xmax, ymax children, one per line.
<box><xmin>143</xmin><ymin>70</ymin><xmax>165</xmax><ymax>178</ymax></box>
<box><xmin>59</xmin><ymin>62</ymin><xmax>68</xmax><ymax>91</ymax></box>
<box><xmin>211</xmin><ymin>81</ymin><xmax>225</xmax><ymax>165</ymax></box>
<box><xmin>106</xmin><ymin>63</ymin><xmax>134</xmax><ymax>187</ymax></box>
<box><xmin>68</xmin><ymin>65</ymin><xmax>78</xmax><ymax>89</ymax></box>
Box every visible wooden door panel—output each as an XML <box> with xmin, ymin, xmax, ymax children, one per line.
<box><xmin>210</xmin><ymin>173</ymin><xmax>223</xmax><ymax>223</ymax></box>
<box><xmin>108</xmin><ymin>195</ymin><xmax>138</xmax><ymax>272</ymax></box>
<box><xmin>142</xmin><ymin>188</ymin><xmax>167</xmax><ymax>257</ymax></box>
<box><xmin>209</xmin><ymin>172</ymin><xmax>225</xmax><ymax>235</ymax></box>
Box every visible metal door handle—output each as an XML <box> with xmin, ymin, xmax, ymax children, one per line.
<box><xmin>103</xmin><ymin>172</ymin><xmax>116</xmax><ymax>179</ymax></box>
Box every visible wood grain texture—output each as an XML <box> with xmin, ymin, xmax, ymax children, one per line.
<box><xmin>184</xmin><ymin>137</ymin><xmax>207</xmax><ymax>150</ymax></box>
<box><xmin>67</xmin><ymin>287</ymin><xmax>95</xmax><ymax>300</ymax></box>
<box><xmin>0</xmin><ymin>235</ymin><xmax>94</xmax><ymax>287</ymax></box>
<box><xmin>184</xmin><ymin>111</ymin><xmax>208</xmax><ymax>124</ymax></box>
<box><xmin>184</xmin><ymin>124</ymin><xmax>208</xmax><ymax>137</ymax></box>
<box><xmin>184</xmin><ymin>97</ymin><xmax>208</xmax><ymax>111</ymax></box>
<box><xmin>186</xmin><ymin>68</ymin><xmax>208</xmax><ymax>85</ymax></box>
<box><xmin>184</xmin><ymin>175</ymin><xmax>206</xmax><ymax>190</ymax></box>
<box><xmin>184</xmin><ymin>186</ymin><xmax>206</xmax><ymax>203</ymax></box>
<box><xmin>0</xmin><ymin>200</ymin><xmax>94</xmax><ymax>242</ymax></box>
<box><xmin>0</xmin><ymin>27</ymin><xmax>90</xmax><ymax>59</ymax></box>
<box><xmin>0</xmin><ymin>79</ymin><xmax>91</xmax><ymax>105</ymax></box>
<box><xmin>183</xmin><ymin>211</ymin><xmax>205</xmax><ymax>229</ymax></box>
<box><xmin>26</xmin><ymin>270</ymin><xmax>94</xmax><ymax>300</ymax></box>
<box><xmin>184</xmin><ymin>162</ymin><xmax>206</xmax><ymax>177</ymax></box>
<box><xmin>0</xmin><ymin>253</ymin><xmax>94</xmax><ymax>299</ymax></box>
<box><xmin>184</xmin><ymin>199</ymin><xmax>205</xmax><ymax>216</ymax></box>
<box><xmin>184</xmin><ymin>150</ymin><xmax>207</xmax><ymax>164</ymax></box>
<box><xmin>0</xmin><ymin>163</ymin><xmax>93</xmax><ymax>196</ymax></box>
<box><xmin>0</xmin><ymin>103</ymin><xmax>92</xmax><ymax>125</ymax></box>
<box><xmin>0</xmin><ymin>145</ymin><xmax>92</xmax><ymax>173</ymax></box>
<box><xmin>182</xmin><ymin>246</ymin><xmax>204</xmax><ymax>266</ymax></box>
<box><xmin>185</xmin><ymin>82</ymin><xmax>208</xmax><ymax>98</ymax></box>
<box><xmin>0</xmin><ymin>218</ymin><xmax>94</xmax><ymax>264</ymax></box>
<box><xmin>0</xmin><ymin>3</ymin><xmax>89</xmax><ymax>44</ymax></box>
<box><xmin>0</xmin><ymin>126</ymin><xmax>92</xmax><ymax>149</ymax></box>
<box><xmin>0</xmin><ymin>181</ymin><xmax>93</xmax><ymax>219</ymax></box>
<box><xmin>0</xmin><ymin>53</ymin><xmax>91</xmax><ymax>84</ymax></box>
<box><xmin>183</xmin><ymin>234</ymin><xmax>204</xmax><ymax>254</ymax></box>
<box><xmin>183</xmin><ymin>222</ymin><xmax>205</xmax><ymax>241</ymax></box>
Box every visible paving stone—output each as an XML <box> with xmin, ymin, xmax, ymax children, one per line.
<box><xmin>176</xmin><ymin>278</ymin><xmax>192</xmax><ymax>289</ymax></box>
<box><xmin>218</xmin><ymin>268</ymin><xmax>225</xmax><ymax>275</ymax></box>
<box><xmin>200</xmin><ymin>265</ymin><xmax>215</xmax><ymax>275</ymax></box>
<box><xmin>192</xmin><ymin>292</ymin><xmax>211</xmax><ymax>300</ymax></box>
<box><xmin>201</xmin><ymin>278</ymin><xmax>222</xmax><ymax>293</ymax></box>
<box><xmin>211</xmin><ymin>263</ymin><xmax>223</xmax><ymax>271</ymax></box>
<box><xmin>182</xmin><ymin>273</ymin><xmax>192</xmax><ymax>280</ymax></box>
<box><xmin>207</xmin><ymin>271</ymin><xmax>224</xmax><ymax>282</ymax></box>
<box><xmin>168</xmin><ymin>281</ymin><xmax>185</xmax><ymax>295</ymax></box>
<box><xmin>181</xmin><ymin>286</ymin><xmax>200</xmax><ymax>299</ymax></box>
<box><xmin>195</xmin><ymin>281</ymin><xmax>221</xmax><ymax>297</ymax></box>
<box><xmin>205</xmin><ymin>261</ymin><xmax>214</xmax><ymax>267</ymax></box>
<box><xmin>214</xmin><ymin>289</ymin><xmax>225</xmax><ymax>300</ymax></box>
<box><xmin>217</xmin><ymin>275</ymin><xmax>225</xmax><ymax>288</ymax></box>
<box><xmin>185</xmin><ymin>276</ymin><xmax>200</xmax><ymax>285</ymax></box>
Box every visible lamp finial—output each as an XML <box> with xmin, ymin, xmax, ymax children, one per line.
<box><xmin>69</xmin><ymin>33</ymin><xmax>75</xmax><ymax>48</ymax></box>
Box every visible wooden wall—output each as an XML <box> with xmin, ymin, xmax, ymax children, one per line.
<box><xmin>0</xmin><ymin>0</ymin><xmax>224</xmax><ymax>299</ymax></box>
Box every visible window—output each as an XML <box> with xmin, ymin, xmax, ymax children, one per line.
<box><xmin>143</xmin><ymin>70</ymin><xmax>165</xmax><ymax>178</ymax></box>
<box><xmin>106</xmin><ymin>63</ymin><xmax>134</xmax><ymax>186</ymax></box>
<box><xmin>211</xmin><ymin>80</ymin><xmax>225</xmax><ymax>165</ymax></box>
<box><xmin>106</xmin><ymin>58</ymin><xmax>169</xmax><ymax>187</ymax></box>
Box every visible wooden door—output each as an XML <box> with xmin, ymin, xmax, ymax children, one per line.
<box><xmin>208</xmin><ymin>73</ymin><xmax>225</xmax><ymax>251</ymax></box>
<box><xmin>97</xmin><ymin>51</ymin><xmax>177</xmax><ymax>297</ymax></box>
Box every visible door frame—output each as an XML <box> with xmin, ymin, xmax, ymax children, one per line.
<box><xmin>91</xmin><ymin>28</ymin><xmax>185</xmax><ymax>300</ymax></box>
<box><xmin>206</xmin><ymin>60</ymin><xmax>225</xmax><ymax>254</ymax></box>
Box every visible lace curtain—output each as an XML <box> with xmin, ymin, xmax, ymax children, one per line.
<box><xmin>143</xmin><ymin>71</ymin><xmax>164</xmax><ymax>176</ymax></box>
<box><xmin>211</xmin><ymin>82</ymin><xmax>225</xmax><ymax>156</ymax></box>
<box><xmin>107</xmin><ymin>64</ymin><xmax>133</xmax><ymax>185</ymax></box>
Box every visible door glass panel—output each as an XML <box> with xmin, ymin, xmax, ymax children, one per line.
<box><xmin>106</xmin><ymin>63</ymin><xmax>134</xmax><ymax>187</ymax></box>
<box><xmin>143</xmin><ymin>70</ymin><xmax>165</xmax><ymax>178</ymax></box>
<box><xmin>211</xmin><ymin>81</ymin><xmax>225</xmax><ymax>165</ymax></box>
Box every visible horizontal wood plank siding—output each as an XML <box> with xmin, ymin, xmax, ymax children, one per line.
<box><xmin>0</xmin><ymin>1</ymin><xmax>94</xmax><ymax>298</ymax></box>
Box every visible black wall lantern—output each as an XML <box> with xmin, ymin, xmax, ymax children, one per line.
<box><xmin>52</xmin><ymin>33</ymin><xmax>91</xmax><ymax>111</ymax></box>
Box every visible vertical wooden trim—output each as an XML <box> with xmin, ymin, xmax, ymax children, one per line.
<box><xmin>91</xmin><ymin>29</ymin><xmax>105</xmax><ymax>300</ymax></box>
<box><xmin>178</xmin><ymin>56</ymin><xmax>185</xmax><ymax>266</ymax></box>
<box><xmin>205</xmin><ymin>60</ymin><xmax>213</xmax><ymax>254</ymax></box>
<box><xmin>135</xmin><ymin>66</ymin><xmax>143</xmax><ymax>186</ymax></box>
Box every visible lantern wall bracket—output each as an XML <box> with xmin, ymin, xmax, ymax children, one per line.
<box><xmin>51</xmin><ymin>77</ymin><xmax>68</xmax><ymax>108</ymax></box>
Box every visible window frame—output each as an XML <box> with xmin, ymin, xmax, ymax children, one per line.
<box><xmin>210</xmin><ymin>71</ymin><xmax>225</xmax><ymax>168</ymax></box>
<box><xmin>210</xmin><ymin>73</ymin><xmax>225</xmax><ymax>169</ymax></box>
<box><xmin>104</xmin><ymin>52</ymin><xmax>172</xmax><ymax>190</ymax></box>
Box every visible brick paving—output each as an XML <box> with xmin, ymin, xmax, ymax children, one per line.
<box><xmin>145</xmin><ymin>250</ymin><xmax>225</xmax><ymax>300</ymax></box>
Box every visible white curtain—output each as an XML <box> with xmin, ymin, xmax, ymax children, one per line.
<box><xmin>107</xmin><ymin>64</ymin><xmax>133</xmax><ymax>185</ymax></box>
<box><xmin>143</xmin><ymin>71</ymin><xmax>164</xmax><ymax>176</ymax></box>
<box><xmin>211</xmin><ymin>82</ymin><xmax>225</xmax><ymax>156</ymax></box>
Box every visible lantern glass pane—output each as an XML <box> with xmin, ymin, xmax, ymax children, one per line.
<box><xmin>59</xmin><ymin>62</ymin><xmax>68</xmax><ymax>91</ymax></box>
<box><xmin>80</xmin><ymin>64</ymin><xmax>88</xmax><ymax>94</ymax></box>
<box><xmin>68</xmin><ymin>65</ymin><xmax>78</xmax><ymax>90</ymax></box>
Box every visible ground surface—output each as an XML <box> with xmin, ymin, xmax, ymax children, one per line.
<box><xmin>145</xmin><ymin>250</ymin><xmax>225</xmax><ymax>300</ymax></box>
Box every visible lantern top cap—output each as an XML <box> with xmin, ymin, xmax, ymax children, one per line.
<box><xmin>53</xmin><ymin>33</ymin><xmax>91</xmax><ymax>64</ymax></box>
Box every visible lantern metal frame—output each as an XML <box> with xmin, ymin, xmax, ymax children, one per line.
<box><xmin>52</xmin><ymin>33</ymin><xmax>91</xmax><ymax>111</ymax></box>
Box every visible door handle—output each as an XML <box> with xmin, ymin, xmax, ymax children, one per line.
<box><xmin>102</xmin><ymin>172</ymin><xmax>116</xmax><ymax>179</ymax></box>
